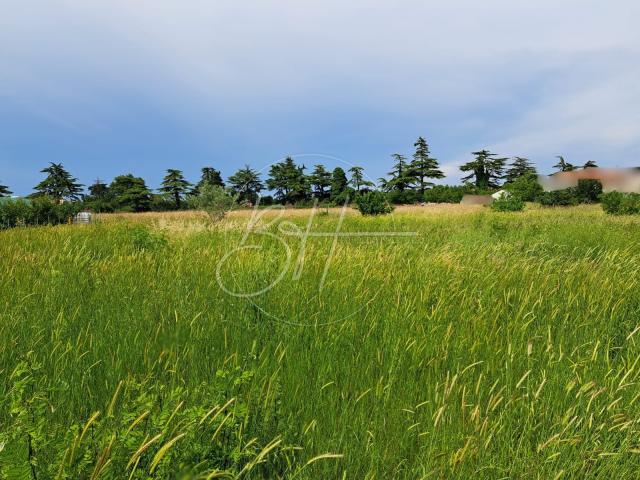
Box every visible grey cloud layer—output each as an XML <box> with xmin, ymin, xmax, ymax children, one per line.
<box><xmin>1</xmin><ymin>0</ymin><xmax>639</xmax><ymax>178</ymax></box>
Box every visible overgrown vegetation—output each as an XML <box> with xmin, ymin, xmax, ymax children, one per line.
<box><xmin>354</xmin><ymin>190</ymin><xmax>393</xmax><ymax>215</ymax></box>
<box><xmin>0</xmin><ymin>197</ymin><xmax>81</xmax><ymax>229</ymax></box>
<box><xmin>2</xmin><ymin>142</ymin><xmax>636</xmax><ymax>221</ymax></box>
<box><xmin>601</xmin><ymin>191</ymin><xmax>640</xmax><ymax>215</ymax></box>
<box><xmin>490</xmin><ymin>195</ymin><xmax>525</xmax><ymax>212</ymax></box>
<box><xmin>188</xmin><ymin>184</ymin><xmax>237</xmax><ymax>222</ymax></box>
<box><xmin>2</xmin><ymin>207</ymin><xmax>640</xmax><ymax>478</ymax></box>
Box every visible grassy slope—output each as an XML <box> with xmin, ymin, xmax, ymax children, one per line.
<box><xmin>1</xmin><ymin>205</ymin><xmax>640</xmax><ymax>478</ymax></box>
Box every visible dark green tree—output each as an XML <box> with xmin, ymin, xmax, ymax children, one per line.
<box><xmin>192</xmin><ymin>167</ymin><xmax>225</xmax><ymax>195</ymax></box>
<box><xmin>88</xmin><ymin>179</ymin><xmax>109</xmax><ymax>198</ymax></box>
<box><xmin>160</xmin><ymin>169</ymin><xmax>192</xmax><ymax>209</ymax></box>
<box><xmin>576</xmin><ymin>179</ymin><xmax>603</xmax><ymax>203</ymax></box>
<box><xmin>583</xmin><ymin>160</ymin><xmax>598</xmax><ymax>169</ymax></box>
<box><xmin>348</xmin><ymin>166</ymin><xmax>374</xmax><ymax>193</ymax></box>
<box><xmin>267</xmin><ymin>157</ymin><xmax>309</xmax><ymax>204</ymax></box>
<box><xmin>553</xmin><ymin>156</ymin><xmax>575</xmax><ymax>172</ymax></box>
<box><xmin>33</xmin><ymin>163</ymin><xmax>83</xmax><ymax>201</ymax></box>
<box><xmin>309</xmin><ymin>165</ymin><xmax>332</xmax><ymax>199</ymax></box>
<box><xmin>228</xmin><ymin>165</ymin><xmax>263</xmax><ymax>204</ymax></box>
<box><xmin>460</xmin><ymin>150</ymin><xmax>507</xmax><ymax>189</ymax></box>
<box><xmin>377</xmin><ymin>177</ymin><xmax>391</xmax><ymax>192</ymax></box>
<box><xmin>504</xmin><ymin>173</ymin><xmax>543</xmax><ymax>201</ymax></box>
<box><xmin>387</xmin><ymin>154</ymin><xmax>413</xmax><ymax>192</ymax></box>
<box><xmin>0</xmin><ymin>181</ymin><xmax>12</xmax><ymax>197</ymax></box>
<box><xmin>505</xmin><ymin>157</ymin><xmax>537</xmax><ymax>183</ymax></box>
<box><xmin>330</xmin><ymin>167</ymin><xmax>349</xmax><ymax>201</ymax></box>
<box><xmin>85</xmin><ymin>179</ymin><xmax>113</xmax><ymax>212</ymax></box>
<box><xmin>110</xmin><ymin>174</ymin><xmax>152</xmax><ymax>212</ymax></box>
<box><xmin>409</xmin><ymin>137</ymin><xmax>444</xmax><ymax>195</ymax></box>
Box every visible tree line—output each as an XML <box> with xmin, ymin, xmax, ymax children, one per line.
<box><xmin>0</xmin><ymin>137</ymin><xmax>602</xmax><ymax>212</ymax></box>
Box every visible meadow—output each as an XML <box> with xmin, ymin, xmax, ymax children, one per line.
<box><xmin>1</xmin><ymin>204</ymin><xmax>640</xmax><ymax>479</ymax></box>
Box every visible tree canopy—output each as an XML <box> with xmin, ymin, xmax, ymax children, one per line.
<box><xmin>583</xmin><ymin>160</ymin><xmax>598</xmax><ymax>169</ymax></box>
<box><xmin>33</xmin><ymin>163</ymin><xmax>83</xmax><ymax>201</ymax></box>
<box><xmin>309</xmin><ymin>165</ymin><xmax>332</xmax><ymax>199</ymax></box>
<box><xmin>409</xmin><ymin>137</ymin><xmax>444</xmax><ymax>194</ymax></box>
<box><xmin>460</xmin><ymin>150</ymin><xmax>507</xmax><ymax>189</ymax></box>
<box><xmin>267</xmin><ymin>157</ymin><xmax>309</xmax><ymax>204</ymax></box>
<box><xmin>553</xmin><ymin>156</ymin><xmax>575</xmax><ymax>172</ymax></box>
<box><xmin>386</xmin><ymin>154</ymin><xmax>413</xmax><ymax>192</ymax></box>
<box><xmin>505</xmin><ymin>157</ymin><xmax>537</xmax><ymax>183</ymax></box>
<box><xmin>228</xmin><ymin>165</ymin><xmax>263</xmax><ymax>204</ymax></box>
<box><xmin>0</xmin><ymin>182</ymin><xmax>12</xmax><ymax>197</ymax></box>
<box><xmin>330</xmin><ymin>167</ymin><xmax>349</xmax><ymax>202</ymax></box>
<box><xmin>110</xmin><ymin>174</ymin><xmax>152</xmax><ymax>212</ymax></box>
<box><xmin>348</xmin><ymin>166</ymin><xmax>373</xmax><ymax>193</ymax></box>
<box><xmin>160</xmin><ymin>169</ymin><xmax>192</xmax><ymax>208</ymax></box>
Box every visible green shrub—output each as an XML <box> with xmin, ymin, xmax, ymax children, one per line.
<box><xmin>387</xmin><ymin>189</ymin><xmax>419</xmax><ymax>205</ymax></box>
<box><xmin>0</xmin><ymin>197</ymin><xmax>80</xmax><ymax>229</ymax></box>
<box><xmin>130</xmin><ymin>225</ymin><xmax>168</xmax><ymax>252</ymax></box>
<box><xmin>576</xmin><ymin>179</ymin><xmax>603</xmax><ymax>204</ymax></box>
<box><xmin>504</xmin><ymin>174</ymin><xmax>543</xmax><ymax>202</ymax></box>
<box><xmin>491</xmin><ymin>195</ymin><xmax>525</xmax><ymax>212</ymax></box>
<box><xmin>601</xmin><ymin>191</ymin><xmax>640</xmax><ymax>215</ymax></box>
<box><xmin>355</xmin><ymin>191</ymin><xmax>394</xmax><ymax>215</ymax></box>
<box><xmin>539</xmin><ymin>188</ymin><xmax>580</xmax><ymax>206</ymax></box>
<box><xmin>189</xmin><ymin>184</ymin><xmax>237</xmax><ymax>222</ymax></box>
<box><xmin>423</xmin><ymin>185</ymin><xmax>466</xmax><ymax>203</ymax></box>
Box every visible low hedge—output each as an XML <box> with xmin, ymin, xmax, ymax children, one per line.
<box><xmin>0</xmin><ymin>197</ymin><xmax>81</xmax><ymax>229</ymax></box>
<box><xmin>600</xmin><ymin>191</ymin><xmax>640</xmax><ymax>215</ymax></box>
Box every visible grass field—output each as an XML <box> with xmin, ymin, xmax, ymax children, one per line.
<box><xmin>2</xmin><ymin>204</ymin><xmax>640</xmax><ymax>479</ymax></box>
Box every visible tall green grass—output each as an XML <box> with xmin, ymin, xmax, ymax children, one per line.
<box><xmin>1</xmin><ymin>206</ymin><xmax>640</xmax><ymax>478</ymax></box>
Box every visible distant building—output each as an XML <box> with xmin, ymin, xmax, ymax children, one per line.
<box><xmin>74</xmin><ymin>211</ymin><xmax>93</xmax><ymax>224</ymax></box>
<box><xmin>491</xmin><ymin>190</ymin><xmax>510</xmax><ymax>200</ymax></box>
<box><xmin>539</xmin><ymin>168</ymin><xmax>640</xmax><ymax>193</ymax></box>
<box><xmin>460</xmin><ymin>194</ymin><xmax>493</xmax><ymax>206</ymax></box>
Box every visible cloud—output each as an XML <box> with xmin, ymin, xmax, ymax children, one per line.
<box><xmin>1</xmin><ymin>0</ymin><xmax>639</xmax><ymax>192</ymax></box>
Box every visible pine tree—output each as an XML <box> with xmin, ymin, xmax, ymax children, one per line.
<box><xmin>505</xmin><ymin>157</ymin><xmax>537</xmax><ymax>183</ymax></box>
<box><xmin>0</xmin><ymin>182</ymin><xmax>12</xmax><ymax>197</ymax></box>
<box><xmin>387</xmin><ymin>154</ymin><xmax>413</xmax><ymax>192</ymax></box>
<box><xmin>160</xmin><ymin>169</ymin><xmax>192</xmax><ymax>209</ymax></box>
<box><xmin>88</xmin><ymin>179</ymin><xmax>109</xmax><ymax>198</ymax></box>
<box><xmin>309</xmin><ymin>165</ymin><xmax>332</xmax><ymax>199</ymax></box>
<box><xmin>348</xmin><ymin>166</ymin><xmax>373</xmax><ymax>193</ymax></box>
<box><xmin>330</xmin><ymin>167</ymin><xmax>349</xmax><ymax>201</ymax></box>
<box><xmin>377</xmin><ymin>177</ymin><xmax>390</xmax><ymax>192</ymax></box>
<box><xmin>110</xmin><ymin>174</ymin><xmax>152</xmax><ymax>212</ymax></box>
<box><xmin>553</xmin><ymin>156</ymin><xmax>575</xmax><ymax>172</ymax></box>
<box><xmin>198</xmin><ymin>167</ymin><xmax>224</xmax><ymax>187</ymax></box>
<box><xmin>228</xmin><ymin>165</ymin><xmax>263</xmax><ymax>204</ymax></box>
<box><xmin>267</xmin><ymin>157</ymin><xmax>309</xmax><ymax>204</ymax></box>
<box><xmin>409</xmin><ymin>137</ymin><xmax>444</xmax><ymax>195</ymax></box>
<box><xmin>33</xmin><ymin>162</ymin><xmax>83</xmax><ymax>201</ymax></box>
<box><xmin>460</xmin><ymin>150</ymin><xmax>507</xmax><ymax>189</ymax></box>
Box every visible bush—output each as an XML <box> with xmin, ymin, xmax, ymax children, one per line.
<box><xmin>576</xmin><ymin>179</ymin><xmax>603</xmax><ymax>204</ymax></box>
<box><xmin>423</xmin><ymin>185</ymin><xmax>467</xmax><ymax>203</ymax></box>
<box><xmin>601</xmin><ymin>191</ymin><xmax>640</xmax><ymax>215</ymax></box>
<box><xmin>355</xmin><ymin>191</ymin><xmax>394</xmax><ymax>215</ymax></box>
<box><xmin>0</xmin><ymin>197</ymin><xmax>80</xmax><ymax>229</ymax></box>
<box><xmin>150</xmin><ymin>194</ymin><xmax>179</xmax><ymax>212</ymax></box>
<box><xmin>539</xmin><ymin>188</ymin><xmax>580</xmax><ymax>207</ymax></box>
<box><xmin>387</xmin><ymin>189</ymin><xmax>420</xmax><ymax>205</ymax></box>
<box><xmin>491</xmin><ymin>195</ymin><xmax>525</xmax><ymax>212</ymax></box>
<box><xmin>130</xmin><ymin>225</ymin><xmax>168</xmax><ymax>252</ymax></box>
<box><xmin>504</xmin><ymin>174</ymin><xmax>543</xmax><ymax>202</ymax></box>
<box><xmin>189</xmin><ymin>184</ymin><xmax>237</xmax><ymax>222</ymax></box>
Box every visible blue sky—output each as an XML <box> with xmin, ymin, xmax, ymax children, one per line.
<box><xmin>1</xmin><ymin>0</ymin><xmax>639</xmax><ymax>195</ymax></box>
